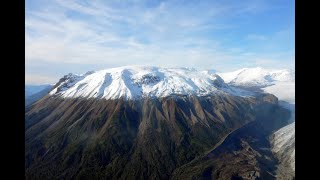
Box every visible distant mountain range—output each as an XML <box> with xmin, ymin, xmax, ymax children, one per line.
<box><xmin>218</xmin><ymin>67</ymin><xmax>294</xmax><ymax>87</ymax></box>
<box><xmin>26</xmin><ymin>66</ymin><xmax>294</xmax><ymax>102</ymax></box>
<box><xmin>25</xmin><ymin>66</ymin><xmax>295</xmax><ymax>179</ymax></box>
<box><xmin>25</xmin><ymin>84</ymin><xmax>53</xmax><ymax>106</ymax></box>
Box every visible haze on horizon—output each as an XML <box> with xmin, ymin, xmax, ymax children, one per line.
<box><xmin>26</xmin><ymin>0</ymin><xmax>294</xmax><ymax>85</ymax></box>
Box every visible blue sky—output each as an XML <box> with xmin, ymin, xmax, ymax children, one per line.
<box><xmin>26</xmin><ymin>0</ymin><xmax>294</xmax><ymax>84</ymax></box>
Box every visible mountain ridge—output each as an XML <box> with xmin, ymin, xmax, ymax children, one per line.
<box><xmin>48</xmin><ymin>66</ymin><xmax>253</xmax><ymax>100</ymax></box>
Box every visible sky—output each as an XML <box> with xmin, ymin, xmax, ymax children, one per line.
<box><xmin>26</xmin><ymin>0</ymin><xmax>295</xmax><ymax>85</ymax></box>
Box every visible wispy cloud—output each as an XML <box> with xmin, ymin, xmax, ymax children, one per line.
<box><xmin>25</xmin><ymin>0</ymin><xmax>295</xmax><ymax>84</ymax></box>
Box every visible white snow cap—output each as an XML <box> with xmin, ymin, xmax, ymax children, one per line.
<box><xmin>218</xmin><ymin>67</ymin><xmax>295</xmax><ymax>87</ymax></box>
<box><xmin>49</xmin><ymin>65</ymin><xmax>251</xmax><ymax>100</ymax></box>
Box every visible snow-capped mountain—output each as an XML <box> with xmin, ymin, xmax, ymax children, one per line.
<box><xmin>218</xmin><ymin>67</ymin><xmax>295</xmax><ymax>115</ymax></box>
<box><xmin>49</xmin><ymin>66</ymin><xmax>252</xmax><ymax>100</ymax></box>
<box><xmin>218</xmin><ymin>67</ymin><xmax>295</xmax><ymax>87</ymax></box>
<box><xmin>26</xmin><ymin>65</ymin><xmax>292</xmax><ymax>179</ymax></box>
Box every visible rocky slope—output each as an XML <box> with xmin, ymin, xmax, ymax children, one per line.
<box><xmin>171</xmin><ymin>116</ymin><xmax>290</xmax><ymax>180</ymax></box>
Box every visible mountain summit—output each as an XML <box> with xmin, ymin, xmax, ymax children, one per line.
<box><xmin>49</xmin><ymin>66</ymin><xmax>250</xmax><ymax>100</ymax></box>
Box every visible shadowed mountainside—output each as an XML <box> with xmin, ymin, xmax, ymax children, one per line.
<box><xmin>25</xmin><ymin>93</ymin><xmax>290</xmax><ymax>180</ymax></box>
<box><xmin>171</xmin><ymin>109</ymin><xmax>290</xmax><ymax>180</ymax></box>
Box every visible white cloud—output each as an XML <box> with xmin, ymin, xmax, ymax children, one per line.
<box><xmin>25</xmin><ymin>0</ymin><xmax>234</xmax><ymax>66</ymax></box>
<box><xmin>25</xmin><ymin>0</ymin><xmax>294</xmax><ymax>83</ymax></box>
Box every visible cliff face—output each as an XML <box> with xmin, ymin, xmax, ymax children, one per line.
<box><xmin>25</xmin><ymin>92</ymin><xmax>290</xmax><ymax>180</ymax></box>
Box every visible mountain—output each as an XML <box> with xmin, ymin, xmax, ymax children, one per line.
<box><xmin>218</xmin><ymin>67</ymin><xmax>295</xmax><ymax>88</ymax></box>
<box><xmin>25</xmin><ymin>85</ymin><xmax>53</xmax><ymax>106</ymax></box>
<box><xmin>25</xmin><ymin>66</ymin><xmax>292</xmax><ymax>180</ymax></box>
<box><xmin>218</xmin><ymin>67</ymin><xmax>295</xmax><ymax>179</ymax></box>
<box><xmin>218</xmin><ymin>67</ymin><xmax>295</xmax><ymax>123</ymax></box>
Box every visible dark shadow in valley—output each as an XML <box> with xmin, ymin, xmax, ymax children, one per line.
<box><xmin>171</xmin><ymin>104</ymin><xmax>291</xmax><ymax>180</ymax></box>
